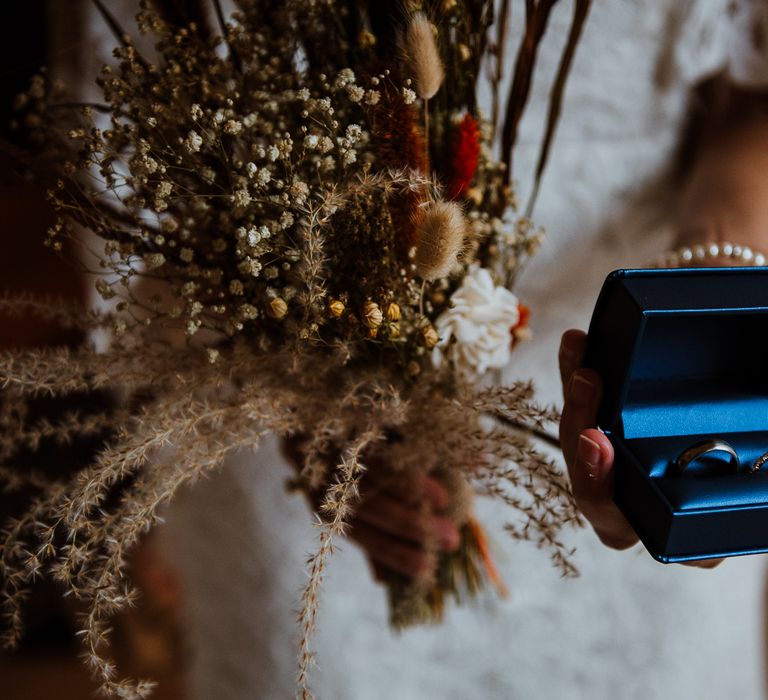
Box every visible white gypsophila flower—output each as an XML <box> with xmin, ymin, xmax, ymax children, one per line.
<box><xmin>347</xmin><ymin>85</ymin><xmax>364</xmax><ymax>102</ymax></box>
<box><xmin>185</xmin><ymin>130</ymin><xmax>203</xmax><ymax>153</ymax></box>
<box><xmin>432</xmin><ymin>265</ymin><xmax>520</xmax><ymax>377</ymax></box>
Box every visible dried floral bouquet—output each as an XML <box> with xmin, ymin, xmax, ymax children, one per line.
<box><xmin>0</xmin><ymin>1</ymin><xmax>590</xmax><ymax>698</ymax></box>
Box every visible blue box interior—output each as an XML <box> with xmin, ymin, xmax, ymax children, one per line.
<box><xmin>585</xmin><ymin>268</ymin><xmax>768</xmax><ymax>562</ymax></box>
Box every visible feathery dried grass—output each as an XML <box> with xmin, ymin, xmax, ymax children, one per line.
<box><xmin>0</xmin><ymin>333</ymin><xmax>577</xmax><ymax>699</ymax></box>
<box><xmin>405</xmin><ymin>13</ymin><xmax>445</xmax><ymax>100</ymax></box>
<box><xmin>413</xmin><ymin>200</ymin><xmax>468</xmax><ymax>280</ymax></box>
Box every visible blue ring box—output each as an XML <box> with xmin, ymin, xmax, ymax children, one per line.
<box><xmin>585</xmin><ymin>267</ymin><xmax>768</xmax><ymax>562</ymax></box>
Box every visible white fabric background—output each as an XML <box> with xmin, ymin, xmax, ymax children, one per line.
<box><xmin>76</xmin><ymin>1</ymin><xmax>768</xmax><ymax>698</ymax></box>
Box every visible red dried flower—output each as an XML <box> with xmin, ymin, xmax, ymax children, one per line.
<box><xmin>446</xmin><ymin>113</ymin><xmax>480</xmax><ymax>200</ymax></box>
<box><xmin>371</xmin><ymin>84</ymin><xmax>428</xmax><ymax>175</ymax></box>
<box><xmin>370</xmin><ymin>84</ymin><xmax>430</xmax><ymax>259</ymax></box>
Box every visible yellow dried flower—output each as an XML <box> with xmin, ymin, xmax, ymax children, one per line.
<box><xmin>388</xmin><ymin>323</ymin><xmax>401</xmax><ymax>339</ymax></box>
<box><xmin>328</xmin><ymin>299</ymin><xmax>345</xmax><ymax>318</ymax></box>
<box><xmin>413</xmin><ymin>201</ymin><xmax>467</xmax><ymax>280</ymax></box>
<box><xmin>385</xmin><ymin>302</ymin><xmax>401</xmax><ymax>322</ymax></box>
<box><xmin>363</xmin><ymin>301</ymin><xmax>383</xmax><ymax>329</ymax></box>
<box><xmin>358</xmin><ymin>30</ymin><xmax>376</xmax><ymax>48</ymax></box>
<box><xmin>466</xmin><ymin>187</ymin><xmax>483</xmax><ymax>206</ymax></box>
<box><xmin>431</xmin><ymin>291</ymin><xmax>446</xmax><ymax>306</ymax></box>
<box><xmin>513</xmin><ymin>326</ymin><xmax>533</xmax><ymax>343</ymax></box>
<box><xmin>269</xmin><ymin>297</ymin><xmax>288</xmax><ymax>319</ymax></box>
<box><xmin>422</xmin><ymin>325</ymin><xmax>439</xmax><ymax>349</ymax></box>
<box><xmin>405</xmin><ymin>13</ymin><xmax>444</xmax><ymax>100</ymax></box>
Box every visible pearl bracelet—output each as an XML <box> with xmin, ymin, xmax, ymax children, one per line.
<box><xmin>649</xmin><ymin>242</ymin><xmax>767</xmax><ymax>268</ymax></box>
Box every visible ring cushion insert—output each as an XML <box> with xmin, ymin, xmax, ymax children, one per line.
<box><xmin>585</xmin><ymin>268</ymin><xmax>768</xmax><ymax>562</ymax></box>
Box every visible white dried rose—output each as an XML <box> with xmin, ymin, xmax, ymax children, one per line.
<box><xmin>432</xmin><ymin>265</ymin><xmax>520</xmax><ymax>377</ymax></box>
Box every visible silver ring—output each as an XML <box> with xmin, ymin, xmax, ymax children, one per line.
<box><xmin>673</xmin><ymin>439</ymin><xmax>739</xmax><ymax>476</ymax></box>
<box><xmin>752</xmin><ymin>451</ymin><xmax>768</xmax><ymax>474</ymax></box>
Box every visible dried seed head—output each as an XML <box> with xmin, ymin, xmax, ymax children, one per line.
<box><xmin>466</xmin><ymin>187</ymin><xmax>483</xmax><ymax>206</ymax></box>
<box><xmin>413</xmin><ymin>201</ymin><xmax>467</xmax><ymax>280</ymax></box>
<box><xmin>358</xmin><ymin>30</ymin><xmax>376</xmax><ymax>49</ymax></box>
<box><xmin>363</xmin><ymin>301</ymin><xmax>383</xmax><ymax>329</ymax></box>
<box><xmin>328</xmin><ymin>299</ymin><xmax>345</xmax><ymax>318</ymax></box>
<box><xmin>422</xmin><ymin>325</ymin><xmax>439</xmax><ymax>349</ymax></box>
<box><xmin>269</xmin><ymin>297</ymin><xmax>288</xmax><ymax>319</ymax></box>
<box><xmin>385</xmin><ymin>302</ymin><xmax>401</xmax><ymax>322</ymax></box>
<box><xmin>431</xmin><ymin>291</ymin><xmax>446</xmax><ymax>306</ymax></box>
<box><xmin>405</xmin><ymin>13</ymin><xmax>444</xmax><ymax>100</ymax></box>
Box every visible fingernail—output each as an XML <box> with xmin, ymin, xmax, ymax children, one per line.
<box><xmin>569</xmin><ymin>374</ymin><xmax>596</xmax><ymax>406</ymax></box>
<box><xmin>577</xmin><ymin>434</ymin><xmax>602</xmax><ymax>478</ymax></box>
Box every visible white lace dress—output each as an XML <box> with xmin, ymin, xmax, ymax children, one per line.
<box><xmin>80</xmin><ymin>1</ymin><xmax>768</xmax><ymax>698</ymax></box>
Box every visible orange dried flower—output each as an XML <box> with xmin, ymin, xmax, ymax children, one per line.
<box><xmin>467</xmin><ymin>516</ymin><xmax>508</xmax><ymax>598</ymax></box>
<box><xmin>514</xmin><ymin>303</ymin><xmax>530</xmax><ymax>330</ymax></box>
<box><xmin>511</xmin><ymin>303</ymin><xmax>532</xmax><ymax>344</ymax></box>
<box><xmin>447</xmin><ymin>114</ymin><xmax>480</xmax><ymax>200</ymax></box>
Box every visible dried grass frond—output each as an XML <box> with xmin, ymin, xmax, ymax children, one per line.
<box><xmin>405</xmin><ymin>13</ymin><xmax>445</xmax><ymax>100</ymax></box>
<box><xmin>0</xmin><ymin>336</ymin><xmax>576</xmax><ymax>698</ymax></box>
<box><xmin>0</xmin><ymin>291</ymin><xmax>115</xmax><ymax>332</ymax></box>
<box><xmin>413</xmin><ymin>200</ymin><xmax>468</xmax><ymax>280</ymax></box>
<box><xmin>297</xmin><ymin>428</ymin><xmax>381</xmax><ymax>700</ymax></box>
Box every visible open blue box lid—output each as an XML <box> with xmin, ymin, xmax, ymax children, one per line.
<box><xmin>585</xmin><ymin>268</ymin><xmax>768</xmax><ymax>441</ymax></box>
<box><xmin>584</xmin><ymin>268</ymin><xmax>768</xmax><ymax>562</ymax></box>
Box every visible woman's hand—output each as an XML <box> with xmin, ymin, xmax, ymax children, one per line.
<box><xmin>558</xmin><ymin>329</ymin><xmax>637</xmax><ymax>550</ymax></box>
<box><xmin>569</xmin><ymin>78</ymin><xmax>768</xmax><ymax>565</ymax></box>
<box><xmin>348</xmin><ymin>472</ymin><xmax>461</xmax><ymax>581</ymax></box>
<box><xmin>282</xmin><ymin>437</ymin><xmax>461</xmax><ymax>580</ymax></box>
<box><xmin>558</xmin><ymin>329</ymin><xmax>721</xmax><ymax>567</ymax></box>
